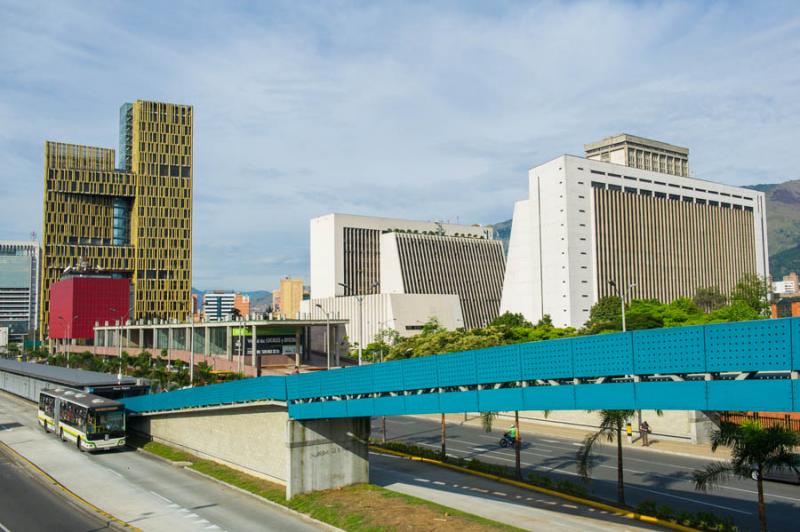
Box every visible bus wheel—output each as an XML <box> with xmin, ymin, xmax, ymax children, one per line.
<box><xmin>76</xmin><ymin>437</ymin><xmax>83</xmax><ymax>452</ymax></box>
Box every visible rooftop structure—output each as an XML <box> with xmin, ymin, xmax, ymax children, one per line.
<box><xmin>585</xmin><ymin>133</ymin><xmax>689</xmax><ymax>177</ymax></box>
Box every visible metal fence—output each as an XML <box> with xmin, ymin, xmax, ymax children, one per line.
<box><xmin>719</xmin><ymin>412</ymin><xmax>800</xmax><ymax>433</ymax></box>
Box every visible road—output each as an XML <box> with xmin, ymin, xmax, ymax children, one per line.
<box><xmin>371</xmin><ymin>451</ymin><xmax>658</xmax><ymax>530</ymax></box>
<box><xmin>0</xmin><ymin>392</ymin><xmax>320</xmax><ymax>532</ymax></box>
<box><xmin>374</xmin><ymin>416</ymin><xmax>800</xmax><ymax>531</ymax></box>
<box><xmin>0</xmin><ymin>445</ymin><xmax>111</xmax><ymax>532</ymax></box>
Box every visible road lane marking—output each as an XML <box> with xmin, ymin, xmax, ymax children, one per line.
<box><xmin>629</xmin><ymin>485</ymin><xmax>749</xmax><ymax>514</ymax></box>
<box><xmin>719</xmin><ymin>484</ymin><xmax>800</xmax><ymax>503</ymax></box>
<box><xmin>473</xmin><ymin>447</ymin><xmax>489</xmax><ymax>452</ymax></box>
<box><xmin>542</xmin><ymin>439</ymin><xmax>561</xmax><ymax>444</ymax></box>
<box><xmin>149</xmin><ymin>491</ymin><xmax>172</xmax><ymax>504</ymax></box>
<box><xmin>104</xmin><ymin>467</ymin><xmax>124</xmax><ymax>478</ymax></box>
<box><xmin>0</xmin><ymin>521</ymin><xmax>10</xmax><ymax>532</ymax></box>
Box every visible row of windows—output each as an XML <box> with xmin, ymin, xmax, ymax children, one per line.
<box><xmin>590</xmin><ymin>181</ymin><xmax>754</xmax><ymax>211</ymax></box>
<box><xmin>587</xmin><ymin>169</ymin><xmax>752</xmax><ymax>201</ymax></box>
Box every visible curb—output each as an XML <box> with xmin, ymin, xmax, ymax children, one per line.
<box><xmin>371</xmin><ymin>446</ymin><xmax>697</xmax><ymax>532</ymax></box>
<box><xmin>0</xmin><ymin>440</ymin><xmax>139</xmax><ymax>531</ymax></box>
<box><xmin>135</xmin><ymin>447</ymin><xmax>343</xmax><ymax>532</ymax></box>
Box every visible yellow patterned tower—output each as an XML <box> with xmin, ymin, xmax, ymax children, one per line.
<box><xmin>39</xmin><ymin>100</ymin><xmax>193</xmax><ymax>338</ymax></box>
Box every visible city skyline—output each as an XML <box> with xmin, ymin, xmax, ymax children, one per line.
<box><xmin>2</xmin><ymin>1</ymin><xmax>799</xmax><ymax>291</ymax></box>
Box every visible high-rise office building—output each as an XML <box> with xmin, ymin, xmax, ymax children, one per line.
<box><xmin>584</xmin><ymin>133</ymin><xmax>689</xmax><ymax>177</ymax></box>
<box><xmin>39</xmin><ymin>100</ymin><xmax>193</xmax><ymax>338</ymax></box>
<box><xmin>501</xmin><ymin>140</ymin><xmax>768</xmax><ymax>328</ymax></box>
<box><xmin>0</xmin><ymin>241</ymin><xmax>40</xmax><ymax>341</ymax></box>
<box><xmin>203</xmin><ymin>292</ymin><xmax>235</xmax><ymax>322</ymax></box>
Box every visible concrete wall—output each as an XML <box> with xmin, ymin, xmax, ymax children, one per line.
<box><xmin>287</xmin><ymin>417</ymin><xmax>370</xmax><ymax>498</ymax></box>
<box><xmin>130</xmin><ymin>404</ymin><xmax>289</xmax><ymax>484</ymax></box>
<box><xmin>130</xmin><ymin>404</ymin><xmax>370</xmax><ymax>498</ymax></box>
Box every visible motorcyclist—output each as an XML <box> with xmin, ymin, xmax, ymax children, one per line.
<box><xmin>503</xmin><ymin>424</ymin><xmax>518</xmax><ymax>444</ymax></box>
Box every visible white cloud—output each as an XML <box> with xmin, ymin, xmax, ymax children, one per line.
<box><xmin>1</xmin><ymin>0</ymin><xmax>798</xmax><ymax>290</ymax></box>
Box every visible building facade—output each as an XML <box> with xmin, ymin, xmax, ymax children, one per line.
<box><xmin>39</xmin><ymin>100</ymin><xmax>192</xmax><ymax>339</ymax></box>
<box><xmin>273</xmin><ymin>277</ymin><xmax>304</xmax><ymax>318</ymax></box>
<box><xmin>203</xmin><ymin>292</ymin><xmax>235</xmax><ymax>322</ymax></box>
<box><xmin>308</xmin><ymin>213</ymin><xmax>503</xmax><ymax>345</ymax></box>
<box><xmin>234</xmin><ymin>293</ymin><xmax>251</xmax><ymax>317</ymax></box>
<box><xmin>585</xmin><ymin>133</ymin><xmax>689</xmax><ymax>177</ymax></box>
<box><xmin>0</xmin><ymin>241</ymin><xmax>39</xmax><ymax>341</ymax></box>
<box><xmin>501</xmin><ymin>150</ymin><xmax>768</xmax><ymax>328</ymax></box>
<box><xmin>48</xmin><ymin>275</ymin><xmax>129</xmax><ymax>340</ymax></box>
<box><xmin>772</xmin><ymin>273</ymin><xmax>799</xmax><ymax>296</ymax></box>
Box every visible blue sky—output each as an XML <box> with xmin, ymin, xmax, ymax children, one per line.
<box><xmin>1</xmin><ymin>1</ymin><xmax>799</xmax><ymax>291</ymax></box>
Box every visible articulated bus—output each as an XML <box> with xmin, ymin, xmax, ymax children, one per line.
<box><xmin>38</xmin><ymin>388</ymin><xmax>126</xmax><ymax>452</ymax></box>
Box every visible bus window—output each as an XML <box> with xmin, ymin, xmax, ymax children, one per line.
<box><xmin>88</xmin><ymin>409</ymin><xmax>125</xmax><ymax>438</ymax></box>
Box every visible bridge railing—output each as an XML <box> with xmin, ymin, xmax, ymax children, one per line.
<box><xmin>287</xmin><ymin>317</ymin><xmax>800</xmax><ymax>419</ymax></box>
<box><xmin>122</xmin><ymin>375</ymin><xmax>287</xmax><ymax>414</ymax></box>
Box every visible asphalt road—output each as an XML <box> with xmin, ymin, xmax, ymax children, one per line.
<box><xmin>374</xmin><ymin>416</ymin><xmax>800</xmax><ymax>531</ymax></box>
<box><xmin>0</xmin><ymin>446</ymin><xmax>111</xmax><ymax>532</ymax></box>
<box><xmin>0</xmin><ymin>392</ymin><xmax>318</xmax><ymax>532</ymax></box>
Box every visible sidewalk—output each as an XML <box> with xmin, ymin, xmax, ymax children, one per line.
<box><xmin>415</xmin><ymin>413</ymin><xmax>732</xmax><ymax>461</ymax></box>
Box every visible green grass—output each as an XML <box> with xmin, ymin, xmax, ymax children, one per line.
<box><xmin>134</xmin><ymin>439</ymin><xmax>520</xmax><ymax>531</ymax></box>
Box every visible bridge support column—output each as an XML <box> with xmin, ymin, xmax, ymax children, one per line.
<box><xmin>287</xmin><ymin>417</ymin><xmax>370</xmax><ymax>498</ymax></box>
<box><xmin>204</xmin><ymin>326</ymin><xmax>210</xmax><ymax>357</ymax></box>
<box><xmin>251</xmin><ymin>324</ymin><xmax>257</xmax><ymax>374</ymax></box>
<box><xmin>226</xmin><ymin>326</ymin><xmax>232</xmax><ymax>361</ymax></box>
<box><xmin>294</xmin><ymin>329</ymin><xmax>301</xmax><ymax>368</ymax></box>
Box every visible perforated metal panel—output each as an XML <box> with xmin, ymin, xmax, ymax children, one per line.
<box><xmin>705</xmin><ymin>320</ymin><xmax>792</xmax><ymax>372</ymax></box>
<box><xmin>794</xmin><ymin>381</ymin><xmax>800</xmax><ymax>412</ymax></box>
<box><xmin>321</xmin><ymin>399</ymin><xmax>349</xmax><ymax>418</ymax></box>
<box><xmin>404</xmin><ymin>393</ymin><xmax>440</xmax><ymax>415</ymax></box>
<box><xmin>519</xmin><ymin>338</ymin><xmax>573</xmax><ymax>379</ymax></box>
<box><xmin>791</xmin><ymin>317</ymin><xmax>800</xmax><ymax>370</ymax></box>
<box><xmin>478</xmin><ymin>388</ymin><xmax>523</xmax><ymax>412</ymax></box>
<box><xmin>522</xmin><ymin>385</ymin><xmax>576</xmax><ymax>410</ymax></box>
<box><xmin>321</xmin><ymin>368</ymin><xmax>349</xmax><ymax>396</ymax></box>
<box><xmin>439</xmin><ymin>391</ymin><xmax>478</xmax><ymax>413</ymax></box>
<box><xmin>572</xmin><ymin>333</ymin><xmax>633</xmax><ymax>377</ymax></box>
<box><xmin>437</xmin><ymin>351</ymin><xmax>477</xmax><ymax>387</ymax></box>
<box><xmin>635</xmin><ymin>381</ymin><xmax>707</xmax><ymax>410</ymax></box>
<box><xmin>373</xmin><ymin>395</ymin><xmax>407</xmax><ymax>416</ymax></box>
<box><xmin>476</xmin><ymin>344</ymin><xmax>521</xmax><ymax>384</ymax></box>
<box><xmin>346</xmin><ymin>398</ymin><xmax>374</xmax><ymax>417</ymax></box>
<box><xmin>575</xmin><ymin>383</ymin><xmax>635</xmax><ymax>409</ymax></box>
<box><xmin>287</xmin><ymin>372</ymin><xmax>322</xmax><ymax>400</ymax></box>
<box><xmin>342</xmin><ymin>364</ymin><xmax>375</xmax><ymax>395</ymax></box>
<box><xmin>707</xmin><ymin>380</ymin><xmax>793</xmax><ymax>411</ymax></box>
<box><xmin>633</xmin><ymin>326</ymin><xmax>705</xmax><ymax>375</ymax></box>
<box><xmin>401</xmin><ymin>356</ymin><xmax>439</xmax><ymax>390</ymax></box>
<box><xmin>372</xmin><ymin>360</ymin><xmax>404</xmax><ymax>393</ymax></box>
<box><xmin>288</xmin><ymin>401</ymin><xmax>322</xmax><ymax>420</ymax></box>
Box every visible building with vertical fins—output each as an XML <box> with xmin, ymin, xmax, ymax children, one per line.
<box><xmin>501</xmin><ymin>135</ymin><xmax>768</xmax><ymax>328</ymax></box>
<box><xmin>39</xmin><ymin>100</ymin><xmax>193</xmax><ymax>338</ymax></box>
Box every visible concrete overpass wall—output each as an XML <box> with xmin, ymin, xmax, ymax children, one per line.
<box><xmin>129</xmin><ymin>404</ymin><xmax>369</xmax><ymax>497</ymax></box>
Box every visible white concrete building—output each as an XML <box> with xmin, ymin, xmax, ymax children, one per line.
<box><xmin>308</xmin><ymin>213</ymin><xmax>503</xmax><ymax>347</ymax></box>
<box><xmin>501</xmin><ymin>152</ymin><xmax>769</xmax><ymax>329</ymax></box>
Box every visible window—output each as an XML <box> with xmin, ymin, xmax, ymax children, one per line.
<box><xmin>590</xmin><ymin>170</ymin><xmax>605</xmax><ymax>175</ymax></box>
<box><xmin>655</xmin><ymin>191</ymin><xmax>667</xmax><ymax>199</ymax></box>
<box><xmin>591</xmin><ymin>181</ymin><xmax>605</xmax><ymax>189</ymax></box>
<box><xmin>709</xmin><ymin>200</ymin><xmax>719</xmax><ymax>207</ymax></box>
<box><xmin>669</xmin><ymin>194</ymin><xmax>680</xmax><ymax>201</ymax></box>
<box><xmin>682</xmin><ymin>196</ymin><xmax>693</xmax><ymax>202</ymax></box>
<box><xmin>624</xmin><ymin>187</ymin><xmax>637</xmax><ymax>194</ymax></box>
<box><xmin>696</xmin><ymin>198</ymin><xmax>706</xmax><ymax>205</ymax></box>
<box><xmin>608</xmin><ymin>173</ymin><xmax>621</xmax><ymax>178</ymax></box>
<box><xmin>609</xmin><ymin>184</ymin><xmax>622</xmax><ymax>192</ymax></box>
<box><xmin>640</xmin><ymin>189</ymin><xmax>652</xmax><ymax>197</ymax></box>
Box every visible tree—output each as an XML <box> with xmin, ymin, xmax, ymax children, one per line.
<box><xmin>585</xmin><ymin>296</ymin><xmax>622</xmax><ymax>334</ymax></box>
<box><xmin>693</xmin><ymin>420</ymin><xmax>800</xmax><ymax>532</ymax></box>
<box><xmin>576</xmin><ymin>410</ymin><xmax>634</xmax><ymax>505</ymax></box>
<box><xmin>693</xmin><ymin>286</ymin><xmax>727</xmax><ymax>313</ymax></box>
<box><xmin>230</xmin><ymin>307</ymin><xmax>242</xmax><ymax>319</ymax></box>
<box><xmin>730</xmin><ymin>274</ymin><xmax>770</xmax><ymax>317</ymax></box>
<box><xmin>490</xmin><ymin>312</ymin><xmax>532</xmax><ymax>328</ymax></box>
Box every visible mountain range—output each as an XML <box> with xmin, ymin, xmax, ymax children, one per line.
<box><xmin>491</xmin><ymin>179</ymin><xmax>800</xmax><ymax>279</ymax></box>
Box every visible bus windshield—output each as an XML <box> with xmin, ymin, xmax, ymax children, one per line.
<box><xmin>88</xmin><ymin>409</ymin><xmax>125</xmax><ymax>435</ymax></box>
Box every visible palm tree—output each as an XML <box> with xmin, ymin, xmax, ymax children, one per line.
<box><xmin>692</xmin><ymin>420</ymin><xmax>800</xmax><ymax>532</ymax></box>
<box><xmin>576</xmin><ymin>409</ymin><xmax>634</xmax><ymax>505</ymax></box>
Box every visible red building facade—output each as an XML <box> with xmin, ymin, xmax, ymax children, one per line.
<box><xmin>48</xmin><ymin>277</ymin><xmax>129</xmax><ymax>339</ymax></box>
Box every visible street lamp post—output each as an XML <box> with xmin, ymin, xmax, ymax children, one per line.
<box><xmin>315</xmin><ymin>304</ymin><xmax>332</xmax><ymax>370</ymax></box>
<box><xmin>338</xmin><ymin>282</ymin><xmax>378</xmax><ymax>366</ymax></box>
<box><xmin>607</xmin><ymin>280</ymin><xmax>635</xmax><ymax>333</ymax></box>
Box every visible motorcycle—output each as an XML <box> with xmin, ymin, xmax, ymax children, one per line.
<box><xmin>499</xmin><ymin>433</ymin><xmax>515</xmax><ymax>448</ymax></box>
